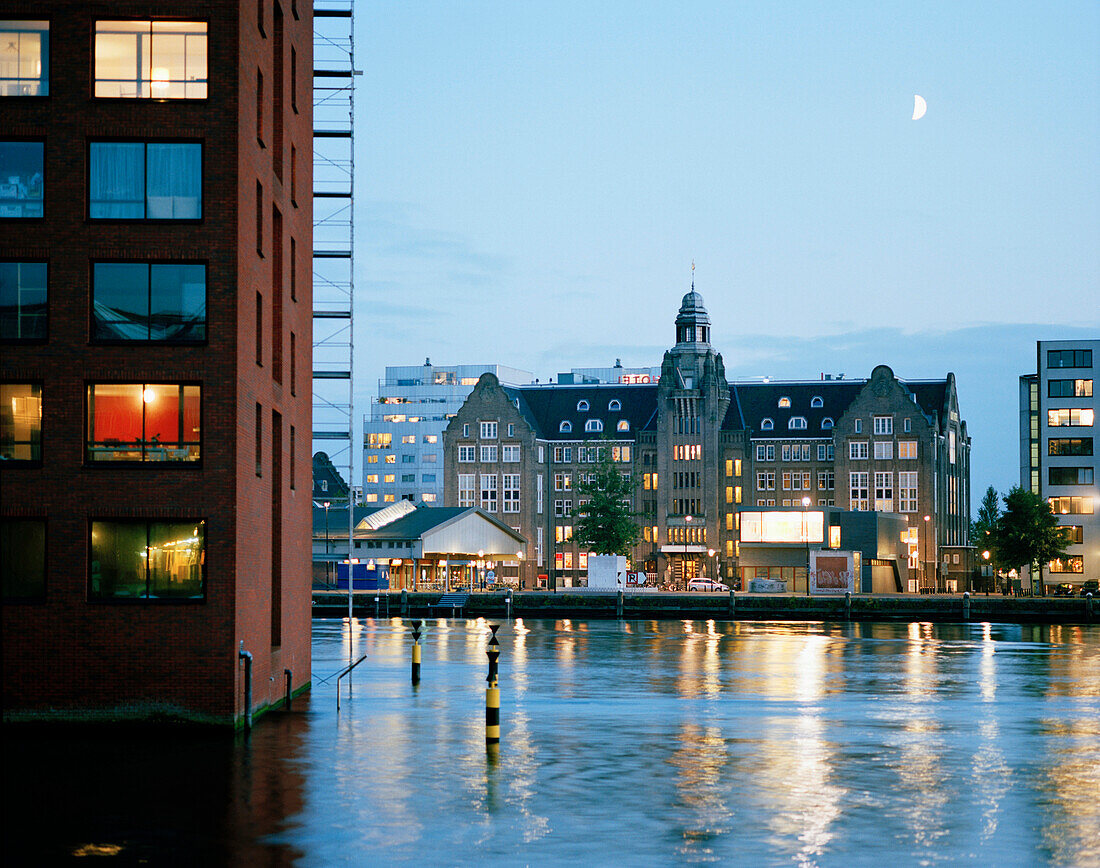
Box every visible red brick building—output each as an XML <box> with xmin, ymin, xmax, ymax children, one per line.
<box><xmin>1</xmin><ymin>1</ymin><xmax>312</xmax><ymax>725</ymax></box>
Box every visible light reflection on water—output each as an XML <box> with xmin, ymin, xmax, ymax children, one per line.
<box><xmin>5</xmin><ymin>619</ymin><xmax>1100</xmax><ymax>865</ymax></box>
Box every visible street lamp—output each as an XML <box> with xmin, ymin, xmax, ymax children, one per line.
<box><xmin>982</xmin><ymin>549</ymin><xmax>991</xmax><ymax>596</ymax></box>
<box><xmin>323</xmin><ymin>501</ymin><xmax>332</xmax><ymax>586</ymax></box>
<box><xmin>684</xmin><ymin>515</ymin><xmax>693</xmax><ymax>589</ymax></box>
<box><xmin>923</xmin><ymin>514</ymin><xmax>931</xmax><ymax>593</ymax></box>
<box><xmin>802</xmin><ymin>496</ymin><xmax>812</xmax><ymax>596</ymax></box>
<box><xmin>478</xmin><ymin>550</ymin><xmax>485</xmax><ymax>591</ymax></box>
<box><xmin>707</xmin><ymin>548</ymin><xmax>716</xmax><ymax>582</ymax></box>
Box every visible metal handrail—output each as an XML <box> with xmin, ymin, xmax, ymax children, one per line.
<box><xmin>335</xmin><ymin>654</ymin><xmax>368</xmax><ymax>711</ymax></box>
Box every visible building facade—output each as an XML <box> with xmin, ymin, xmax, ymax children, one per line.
<box><xmin>1019</xmin><ymin>339</ymin><xmax>1098</xmax><ymax>591</ymax></box>
<box><xmin>1</xmin><ymin>2</ymin><xmax>312</xmax><ymax>724</ymax></box>
<box><xmin>363</xmin><ymin>361</ymin><xmax>531</xmax><ymax>506</ymax></box>
<box><xmin>443</xmin><ymin>290</ymin><xmax>971</xmax><ymax>591</ymax></box>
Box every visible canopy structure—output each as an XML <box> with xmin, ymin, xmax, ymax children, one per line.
<box><xmin>353</xmin><ymin>506</ymin><xmax>527</xmax><ymax>590</ymax></box>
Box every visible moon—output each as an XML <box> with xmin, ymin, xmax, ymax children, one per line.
<box><xmin>912</xmin><ymin>94</ymin><xmax>927</xmax><ymax>120</ymax></box>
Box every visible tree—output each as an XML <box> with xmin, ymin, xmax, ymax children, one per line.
<box><xmin>573</xmin><ymin>444</ymin><xmax>639</xmax><ymax>555</ymax></box>
<box><xmin>971</xmin><ymin>485</ymin><xmax>1001</xmax><ymax>565</ymax></box>
<box><xmin>988</xmin><ymin>486</ymin><xmax>1070</xmax><ymax>591</ymax></box>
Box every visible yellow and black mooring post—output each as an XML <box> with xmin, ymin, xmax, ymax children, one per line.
<box><xmin>486</xmin><ymin>623</ymin><xmax>501</xmax><ymax>744</ymax></box>
<box><xmin>411</xmin><ymin>619</ymin><xmax>422</xmax><ymax>685</ymax></box>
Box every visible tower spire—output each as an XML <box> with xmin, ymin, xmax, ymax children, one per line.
<box><xmin>691</xmin><ymin>259</ymin><xmax>695</xmax><ymax>291</ymax></box>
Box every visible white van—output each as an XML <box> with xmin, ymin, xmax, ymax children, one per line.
<box><xmin>687</xmin><ymin>578</ymin><xmax>729</xmax><ymax>592</ymax></box>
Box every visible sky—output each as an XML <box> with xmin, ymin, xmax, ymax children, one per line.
<box><xmin>347</xmin><ymin>1</ymin><xmax>1100</xmax><ymax>506</ymax></box>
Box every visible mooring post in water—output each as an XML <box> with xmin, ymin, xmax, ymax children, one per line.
<box><xmin>411</xmin><ymin>619</ymin><xmax>422</xmax><ymax>685</ymax></box>
<box><xmin>964</xmin><ymin>591</ymin><xmax>971</xmax><ymax>621</ymax></box>
<box><xmin>616</xmin><ymin>590</ymin><xmax>624</xmax><ymax>619</ymax></box>
<box><xmin>1087</xmin><ymin>592</ymin><xmax>1093</xmax><ymax>622</ymax></box>
<box><xmin>486</xmin><ymin>624</ymin><xmax>500</xmax><ymax>745</ymax></box>
<box><xmin>729</xmin><ymin>589</ymin><xmax>736</xmax><ymax>619</ymax></box>
<box><xmin>845</xmin><ymin>591</ymin><xmax>851</xmax><ymax>621</ymax></box>
<box><xmin>401</xmin><ymin>588</ymin><xmax>408</xmax><ymax>616</ymax></box>
<box><xmin>284</xmin><ymin>668</ymin><xmax>292</xmax><ymax>710</ymax></box>
<box><xmin>506</xmin><ymin>588</ymin><xmax>513</xmax><ymax>620</ymax></box>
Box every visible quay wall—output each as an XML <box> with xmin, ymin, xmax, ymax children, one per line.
<box><xmin>312</xmin><ymin>591</ymin><xmax>1097</xmax><ymax>625</ymax></box>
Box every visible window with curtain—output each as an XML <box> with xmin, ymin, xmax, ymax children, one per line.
<box><xmin>92</xmin><ymin>262</ymin><xmax>205</xmax><ymax>342</ymax></box>
<box><xmin>90</xmin><ymin>519</ymin><xmax>205</xmax><ymax>600</ymax></box>
<box><xmin>86</xmin><ymin>383</ymin><xmax>201</xmax><ymax>462</ymax></box>
<box><xmin>0</xmin><ymin>21</ymin><xmax>49</xmax><ymax>96</ymax></box>
<box><xmin>89</xmin><ymin>141</ymin><xmax>201</xmax><ymax>219</ymax></box>
<box><xmin>94</xmin><ymin>21</ymin><xmax>207</xmax><ymax>99</ymax></box>
<box><xmin>0</xmin><ymin>382</ymin><xmax>41</xmax><ymax>461</ymax></box>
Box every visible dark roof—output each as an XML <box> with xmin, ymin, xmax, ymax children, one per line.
<box><xmin>354</xmin><ymin>506</ymin><xmax>524</xmax><ymax>543</ymax></box>
<box><xmin>507</xmin><ymin>384</ymin><xmax>659</xmax><ymax>441</ymax></box>
<box><xmin>312</xmin><ymin>504</ymin><xmax>380</xmax><ymax>533</ymax></box>
<box><xmin>732</xmin><ymin>381</ymin><xmax>863</xmax><ymax>437</ymax></box>
<box><xmin>906</xmin><ymin>381</ymin><xmax>949</xmax><ymax>425</ymax></box>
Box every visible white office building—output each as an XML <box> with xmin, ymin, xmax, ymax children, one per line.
<box><xmin>1020</xmin><ymin>339</ymin><xmax>1099</xmax><ymax>591</ymax></box>
<box><xmin>363</xmin><ymin>361</ymin><xmax>532</xmax><ymax>505</ymax></box>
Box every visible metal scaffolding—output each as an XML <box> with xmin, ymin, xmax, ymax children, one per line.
<box><xmin>313</xmin><ymin>0</ymin><xmax>357</xmax><ymax>621</ymax></box>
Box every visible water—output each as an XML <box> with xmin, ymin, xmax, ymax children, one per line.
<box><xmin>7</xmin><ymin>618</ymin><xmax>1100</xmax><ymax>866</ymax></box>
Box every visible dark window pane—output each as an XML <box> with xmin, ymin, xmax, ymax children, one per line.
<box><xmin>92</xmin><ymin>263</ymin><xmax>149</xmax><ymax>340</ymax></box>
<box><xmin>89</xmin><ymin>142</ymin><xmax>145</xmax><ymax>218</ymax></box>
<box><xmin>149</xmin><ymin>264</ymin><xmax>205</xmax><ymax>341</ymax></box>
<box><xmin>0</xmin><ymin>261</ymin><xmax>47</xmax><ymax>340</ymax></box>
<box><xmin>0</xmin><ymin>141</ymin><xmax>44</xmax><ymax>218</ymax></box>
<box><xmin>148</xmin><ymin>521</ymin><xmax>204</xmax><ymax>598</ymax></box>
<box><xmin>90</xmin><ymin>521</ymin><xmax>148</xmax><ymax>598</ymax></box>
<box><xmin>146</xmin><ymin>143</ymin><xmax>201</xmax><ymax>218</ymax></box>
<box><xmin>0</xmin><ymin>382</ymin><xmax>42</xmax><ymax>460</ymax></box>
<box><xmin>1</xmin><ymin>519</ymin><xmax>46</xmax><ymax>600</ymax></box>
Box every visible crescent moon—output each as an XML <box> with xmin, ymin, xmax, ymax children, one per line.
<box><xmin>912</xmin><ymin>94</ymin><xmax>927</xmax><ymax>120</ymax></box>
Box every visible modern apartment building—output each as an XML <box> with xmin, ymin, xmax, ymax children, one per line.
<box><xmin>1020</xmin><ymin>339</ymin><xmax>1098</xmax><ymax>591</ymax></box>
<box><xmin>443</xmin><ymin>289</ymin><xmax>970</xmax><ymax>590</ymax></box>
<box><xmin>363</xmin><ymin>361</ymin><xmax>531</xmax><ymax>505</ymax></box>
<box><xmin>0</xmin><ymin>2</ymin><xmax>312</xmax><ymax>725</ymax></box>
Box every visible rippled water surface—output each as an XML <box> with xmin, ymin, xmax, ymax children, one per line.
<box><xmin>8</xmin><ymin>618</ymin><xmax>1100</xmax><ymax>865</ymax></box>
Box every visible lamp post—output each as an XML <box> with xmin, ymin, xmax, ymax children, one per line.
<box><xmin>478</xmin><ymin>550</ymin><xmax>485</xmax><ymax>591</ymax></box>
<box><xmin>923</xmin><ymin>514</ymin><xmax>931</xmax><ymax>593</ymax></box>
<box><xmin>684</xmin><ymin>514</ymin><xmax>692</xmax><ymax>589</ymax></box>
<box><xmin>707</xmin><ymin>548</ymin><xmax>716</xmax><ymax>582</ymax></box>
<box><xmin>323</xmin><ymin>500</ymin><xmax>332</xmax><ymax>586</ymax></box>
<box><xmin>982</xmin><ymin>549</ymin><xmax>991</xmax><ymax>595</ymax></box>
<box><xmin>802</xmin><ymin>496</ymin><xmax>812</xmax><ymax>596</ymax></box>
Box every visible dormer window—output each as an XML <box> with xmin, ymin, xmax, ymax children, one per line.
<box><xmin>617</xmin><ymin>420</ymin><xmax>630</xmax><ymax>432</ymax></box>
<box><xmin>559</xmin><ymin>421</ymin><xmax>572</xmax><ymax>433</ymax></box>
<box><xmin>789</xmin><ymin>416</ymin><xmax>808</xmax><ymax>430</ymax></box>
<box><xmin>821</xmin><ymin>417</ymin><xmax>834</xmax><ymax>430</ymax></box>
<box><xmin>761</xmin><ymin>418</ymin><xmax>774</xmax><ymax>431</ymax></box>
<box><xmin>608</xmin><ymin>399</ymin><xmax>621</xmax><ymax>411</ymax></box>
<box><xmin>778</xmin><ymin>397</ymin><xmax>791</xmax><ymax>408</ymax></box>
<box><xmin>810</xmin><ymin>396</ymin><xmax>824</xmax><ymax>408</ymax></box>
<box><xmin>577</xmin><ymin>400</ymin><xmax>589</xmax><ymax>412</ymax></box>
<box><xmin>585</xmin><ymin>419</ymin><xmax>603</xmax><ymax>433</ymax></box>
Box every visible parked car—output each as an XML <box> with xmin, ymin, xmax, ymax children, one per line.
<box><xmin>1051</xmin><ymin>583</ymin><xmax>1075</xmax><ymax>597</ymax></box>
<box><xmin>687</xmin><ymin>578</ymin><xmax>729</xmax><ymax>592</ymax></box>
<box><xmin>1080</xmin><ymin>580</ymin><xmax>1098</xmax><ymax>597</ymax></box>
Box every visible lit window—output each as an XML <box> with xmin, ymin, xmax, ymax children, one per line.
<box><xmin>617</xmin><ymin>420</ymin><xmax>629</xmax><ymax>432</ymax></box>
<box><xmin>778</xmin><ymin>397</ymin><xmax>790</xmax><ymax>408</ymax></box>
<box><xmin>0</xmin><ymin>383</ymin><xmax>41</xmax><ymax>461</ymax></box>
<box><xmin>92</xmin><ymin>262</ymin><xmax>205</xmax><ymax>342</ymax></box>
<box><xmin>761</xmin><ymin>418</ymin><xmax>773</xmax><ymax>431</ymax></box>
<box><xmin>585</xmin><ymin>419</ymin><xmax>603</xmax><ymax>433</ymax></box>
<box><xmin>94</xmin><ymin>21</ymin><xmax>208</xmax><ymax>99</ymax></box>
<box><xmin>0</xmin><ymin>21</ymin><xmax>48</xmax><ymax>96</ymax></box>
<box><xmin>0</xmin><ymin>261</ymin><xmax>47</xmax><ymax>340</ymax></box>
<box><xmin>90</xmin><ymin>519</ymin><xmax>205</xmax><ymax>600</ymax></box>
<box><xmin>86</xmin><ymin>383</ymin><xmax>201</xmax><ymax>462</ymax></box>
<box><xmin>89</xmin><ymin>141</ymin><xmax>202</xmax><ymax>219</ymax></box>
<box><xmin>0</xmin><ymin>141</ymin><xmax>44</xmax><ymax>218</ymax></box>
<box><xmin>422</xmin><ymin>493</ymin><xmax>437</xmax><ymax>502</ymax></box>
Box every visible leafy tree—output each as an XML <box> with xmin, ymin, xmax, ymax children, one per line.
<box><xmin>988</xmin><ymin>486</ymin><xmax>1069</xmax><ymax>590</ymax></box>
<box><xmin>971</xmin><ymin>485</ymin><xmax>1001</xmax><ymax>565</ymax></box>
<box><xmin>573</xmin><ymin>444</ymin><xmax>639</xmax><ymax>555</ymax></box>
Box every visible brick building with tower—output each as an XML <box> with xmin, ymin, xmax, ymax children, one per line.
<box><xmin>443</xmin><ymin>288</ymin><xmax>970</xmax><ymax>591</ymax></box>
